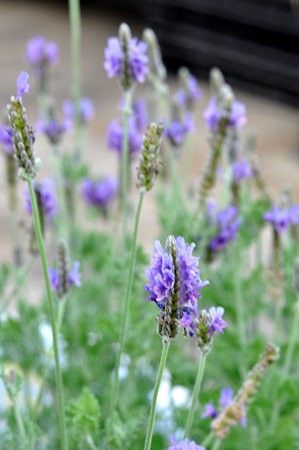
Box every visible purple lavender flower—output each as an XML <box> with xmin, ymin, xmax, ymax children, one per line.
<box><xmin>202</xmin><ymin>387</ymin><xmax>246</xmax><ymax>427</ymax></box>
<box><xmin>37</xmin><ymin>113</ymin><xmax>70</xmax><ymax>145</ymax></box>
<box><xmin>289</xmin><ymin>205</ymin><xmax>299</xmax><ymax>226</ymax></box>
<box><xmin>132</xmin><ymin>99</ymin><xmax>148</xmax><ymax>132</ymax></box>
<box><xmin>63</xmin><ymin>98</ymin><xmax>94</xmax><ymax>124</ymax></box>
<box><xmin>67</xmin><ymin>261</ymin><xmax>81</xmax><ymax>287</ymax></box>
<box><xmin>208</xmin><ymin>205</ymin><xmax>241</xmax><ymax>252</ymax></box>
<box><xmin>208</xmin><ymin>307</ymin><xmax>227</xmax><ymax>336</ymax></box>
<box><xmin>145</xmin><ymin>237</ymin><xmax>208</xmax><ymax>336</ymax></box>
<box><xmin>107</xmin><ymin>118</ymin><xmax>142</xmax><ymax>156</ymax></box>
<box><xmin>263</xmin><ymin>206</ymin><xmax>292</xmax><ymax>234</ymax></box>
<box><xmin>232</xmin><ymin>159</ymin><xmax>253</xmax><ymax>183</ymax></box>
<box><xmin>168</xmin><ymin>437</ymin><xmax>205</xmax><ymax>450</ymax></box>
<box><xmin>0</xmin><ymin>125</ymin><xmax>13</xmax><ymax>154</ymax></box>
<box><xmin>104</xmin><ymin>33</ymin><xmax>148</xmax><ymax>85</ymax></box>
<box><xmin>24</xmin><ymin>178</ymin><xmax>57</xmax><ymax>220</ymax></box>
<box><xmin>219</xmin><ymin>387</ymin><xmax>234</xmax><ymax>409</ymax></box>
<box><xmin>204</xmin><ymin>97</ymin><xmax>246</xmax><ymax>132</ymax></box>
<box><xmin>26</xmin><ymin>36</ymin><xmax>59</xmax><ymax>71</ymax></box>
<box><xmin>49</xmin><ymin>261</ymin><xmax>81</xmax><ymax>295</ymax></box>
<box><xmin>202</xmin><ymin>402</ymin><xmax>218</xmax><ymax>419</ymax></box>
<box><xmin>176</xmin><ymin>73</ymin><xmax>202</xmax><ymax>110</ymax></box>
<box><xmin>81</xmin><ymin>177</ymin><xmax>118</xmax><ymax>213</ymax></box>
<box><xmin>16</xmin><ymin>71</ymin><xmax>30</xmax><ymax>97</ymax></box>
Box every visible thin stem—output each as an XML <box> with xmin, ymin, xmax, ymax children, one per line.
<box><xmin>106</xmin><ymin>193</ymin><xmax>144</xmax><ymax>435</ymax></box>
<box><xmin>201</xmin><ymin>431</ymin><xmax>215</xmax><ymax>447</ymax></box>
<box><xmin>184</xmin><ymin>350</ymin><xmax>208</xmax><ymax>437</ymax></box>
<box><xmin>27</xmin><ymin>178</ymin><xmax>68</xmax><ymax>450</ymax></box>
<box><xmin>68</xmin><ymin>0</ymin><xmax>82</xmax><ymax>161</ymax></box>
<box><xmin>144</xmin><ymin>340</ymin><xmax>170</xmax><ymax>450</ymax></box>
<box><xmin>13</xmin><ymin>400</ymin><xmax>27</xmax><ymax>447</ymax></box>
<box><xmin>233</xmin><ymin>245</ymin><xmax>246</xmax><ymax>378</ymax></box>
<box><xmin>282</xmin><ymin>297</ymin><xmax>299</xmax><ymax>378</ymax></box>
<box><xmin>121</xmin><ymin>89</ymin><xmax>132</xmax><ymax>239</ymax></box>
<box><xmin>211</xmin><ymin>438</ymin><xmax>222</xmax><ymax>450</ymax></box>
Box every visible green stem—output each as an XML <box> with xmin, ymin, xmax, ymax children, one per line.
<box><xmin>233</xmin><ymin>246</ymin><xmax>246</xmax><ymax>378</ymax></box>
<box><xmin>27</xmin><ymin>178</ymin><xmax>68</xmax><ymax>450</ymax></box>
<box><xmin>201</xmin><ymin>431</ymin><xmax>214</xmax><ymax>447</ymax></box>
<box><xmin>144</xmin><ymin>340</ymin><xmax>170</xmax><ymax>450</ymax></box>
<box><xmin>121</xmin><ymin>89</ymin><xmax>132</xmax><ymax>239</ymax></box>
<box><xmin>106</xmin><ymin>193</ymin><xmax>144</xmax><ymax>435</ymax></box>
<box><xmin>211</xmin><ymin>438</ymin><xmax>222</xmax><ymax>450</ymax></box>
<box><xmin>184</xmin><ymin>350</ymin><xmax>208</xmax><ymax>437</ymax></box>
<box><xmin>68</xmin><ymin>0</ymin><xmax>82</xmax><ymax>161</ymax></box>
<box><xmin>282</xmin><ymin>297</ymin><xmax>299</xmax><ymax>379</ymax></box>
<box><xmin>13</xmin><ymin>399</ymin><xmax>27</xmax><ymax>447</ymax></box>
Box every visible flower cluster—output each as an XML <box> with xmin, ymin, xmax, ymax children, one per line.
<box><xmin>107</xmin><ymin>117</ymin><xmax>142</xmax><ymax>156</ymax></box>
<box><xmin>197</xmin><ymin>306</ymin><xmax>227</xmax><ymax>351</ymax></box>
<box><xmin>104</xmin><ymin>23</ymin><xmax>148</xmax><ymax>89</ymax></box>
<box><xmin>81</xmin><ymin>177</ymin><xmax>118</xmax><ymax>214</ymax></box>
<box><xmin>263</xmin><ymin>205</ymin><xmax>299</xmax><ymax>234</ymax></box>
<box><xmin>207</xmin><ymin>203</ymin><xmax>241</xmax><ymax>253</ymax></box>
<box><xmin>24</xmin><ymin>178</ymin><xmax>58</xmax><ymax>221</ymax></box>
<box><xmin>26</xmin><ymin>35</ymin><xmax>59</xmax><ymax>82</ymax></box>
<box><xmin>176</xmin><ymin>67</ymin><xmax>202</xmax><ymax>111</ymax></box>
<box><xmin>17</xmin><ymin>71</ymin><xmax>30</xmax><ymax>97</ymax></box>
<box><xmin>168</xmin><ymin>438</ymin><xmax>205</xmax><ymax>450</ymax></box>
<box><xmin>204</xmin><ymin>96</ymin><xmax>246</xmax><ymax>132</ymax></box>
<box><xmin>7</xmin><ymin>80</ymin><xmax>40</xmax><ymax>179</ymax></box>
<box><xmin>202</xmin><ymin>387</ymin><xmax>246</xmax><ymax>427</ymax></box>
<box><xmin>146</xmin><ymin>236</ymin><xmax>208</xmax><ymax>339</ymax></box>
<box><xmin>0</xmin><ymin>125</ymin><xmax>13</xmax><ymax>154</ymax></box>
<box><xmin>49</xmin><ymin>241</ymin><xmax>81</xmax><ymax>298</ymax></box>
<box><xmin>37</xmin><ymin>109</ymin><xmax>70</xmax><ymax>145</ymax></box>
<box><xmin>63</xmin><ymin>98</ymin><xmax>94</xmax><ymax>124</ymax></box>
<box><xmin>212</xmin><ymin>343</ymin><xmax>279</xmax><ymax>439</ymax></box>
<box><xmin>232</xmin><ymin>159</ymin><xmax>253</xmax><ymax>183</ymax></box>
<box><xmin>136</xmin><ymin>122</ymin><xmax>163</xmax><ymax>192</ymax></box>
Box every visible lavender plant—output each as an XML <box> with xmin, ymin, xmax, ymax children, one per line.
<box><xmin>0</xmin><ymin>15</ymin><xmax>298</xmax><ymax>450</ymax></box>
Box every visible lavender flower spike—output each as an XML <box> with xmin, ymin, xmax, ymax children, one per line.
<box><xmin>49</xmin><ymin>241</ymin><xmax>81</xmax><ymax>298</ymax></box>
<box><xmin>263</xmin><ymin>206</ymin><xmax>292</xmax><ymax>234</ymax></box>
<box><xmin>63</xmin><ymin>98</ymin><xmax>94</xmax><ymax>124</ymax></box>
<box><xmin>232</xmin><ymin>159</ymin><xmax>253</xmax><ymax>183</ymax></box>
<box><xmin>107</xmin><ymin>118</ymin><xmax>142</xmax><ymax>156</ymax></box>
<box><xmin>168</xmin><ymin>437</ymin><xmax>206</xmax><ymax>450</ymax></box>
<box><xmin>81</xmin><ymin>177</ymin><xmax>118</xmax><ymax>214</ymax></box>
<box><xmin>24</xmin><ymin>178</ymin><xmax>58</xmax><ymax>221</ymax></box>
<box><xmin>197</xmin><ymin>306</ymin><xmax>227</xmax><ymax>352</ymax></box>
<box><xmin>17</xmin><ymin>71</ymin><xmax>30</xmax><ymax>97</ymax></box>
<box><xmin>177</xmin><ymin>67</ymin><xmax>202</xmax><ymax>111</ymax></box>
<box><xmin>104</xmin><ymin>23</ymin><xmax>148</xmax><ymax>90</ymax></box>
<box><xmin>146</xmin><ymin>236</ymin><xmax>208</xmax><ymax>339</ymax></box>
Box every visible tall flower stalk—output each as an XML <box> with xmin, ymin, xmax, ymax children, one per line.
<box><xmin>104</xmin><ymin>23</ymin><xmax>148</xmax><ymax>237</ymax></box>
<box><xmin>106</xmin><ymin>123</ymin><xmax>163</xmax><ymax>441</ymax></box>
<box><xmin>185</xmin><ymin>307</ymin><xmax>227</xmax><ymax>437</ymax></box>
<box><xmin>144</xmin><ymin>235</ymin><xmax>208</xmax><ymax>449</ymax></box>
<box><xmin>7</xmin><ymin>92</ymin><xmax>68</xmax><ymax>450</ymax></box>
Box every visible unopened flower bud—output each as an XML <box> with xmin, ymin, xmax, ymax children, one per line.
<box><xmin>137</xmin><ymin>122</ymin><xmax>163</xmax><ymax>193</ymax></box>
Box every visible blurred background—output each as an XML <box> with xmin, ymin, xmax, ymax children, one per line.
<box><xmin>0</xmin><ymin>0</ymin><xmax>298</xmax><ymax>258</ymax></box>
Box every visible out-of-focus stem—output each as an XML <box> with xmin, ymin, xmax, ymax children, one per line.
<box><xmin>121</xmin><ymin>89</ymin><xmax>132</xmax><ymax>239</ymax></box>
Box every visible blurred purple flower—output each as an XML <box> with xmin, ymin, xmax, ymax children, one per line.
<box><xmin>24</xmin><ymin>178</ymin><xmax>57</xmax><ymax>221</ymax></box>
<box><xmin>49</xmin><ymin>261</ymin><xmax>81</xmax><ymax>295</ymax></box>
<box><xmin>289</xmin><ymin>205</ymin><xmax>299</xmax><ymax>226</ymax></box>
<box><xmin>176</xmin><ymin>73</ymin><xmax>202</xmax><ymax>110</ymax></box>
<box><xmin>202</xmin><ymin>402</ymin><xmax>218</xmax><ymax>419</ymax></box>
<box><xmin>204</xmin><ymin>97</ymin><xmax>246</xmax><ymax>132</ymax></box>
<box><xmin>37</xmin><ymin>113</ymin><xmax>70</xmax><ymax>145</ymax></box>
<box><xmin>232</xmin><ymin>159</ymin><xmax>253</xmax><ymax>183</ymax></box>
<box><xmin>26</xmin><ymin>36</ymin><xmax>59</xmax><ymax>70</ymax></box>
<box><xmin>107</xmin><ymin>118</ymin><xmax>142</xmax><ymax>156</ymax></box>
<box><xmin>219</xmin><ymin>387</ymin><xmax>234</xmax><ymax>409</ymax></box>
<box><xmin>63</xmin><ymin>97</ymin><xmax>94</xmax><ymax>124</ymax></box>
<box><xmin>104</xmin><ymin>35</ymin><xmax>148</xmax><ymax>84</ymax></box>
<box><xmin>208</xmin><ymin>307</ymin><xmax>227</xmax><ymax>336</ymax></box>
<box><xmin>132</xmin><ymin>99</ymin><xmax>148</xmax><ymax>132</ymax></box>
<box><xmin>208</xmin><ymin>205</ymin><xmax>241</xmax><ymax>252</ymax></box>
<box><xmin>16</xmin><ymin>71</ymin><xmax>30</xmax><ymax>97</ymax></box>
<box><xmin>166</xmin><ymin>114</ymin><xmax>193</xmax><ymax>148</ymax></box>
<box><xmin>0</xmin><ymin>125</ymin><xmax>13</xmax><ymax>154</ymax></box>
<box><xmin>168</xmin><ymin>437</ymin><xmax>205</xmax><ymax>450</ymax></box>
<box><xmin>263</xmin><ymin>206</ymin><xmax>292</xmax><ymax>234</ymax></box>
<box><xmin>81</xmin><ymin>177</ymin><xmax>118</xmax><ymax>213</ymax></box>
